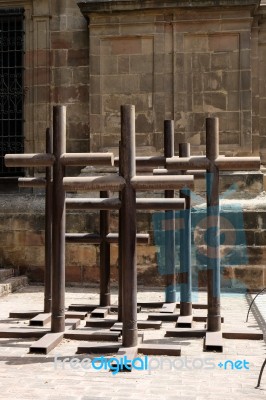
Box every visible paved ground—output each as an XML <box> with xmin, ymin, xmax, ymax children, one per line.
<box><xmin>0</xmin><ymin>285</ymin><xmax>266</xmax><ymax>400</ymax></box>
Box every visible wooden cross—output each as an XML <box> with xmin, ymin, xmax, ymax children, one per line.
<box><xmin>165</xmin><ymin>117</ymin><xmax>261</xmax><ymax>350</ymax></box>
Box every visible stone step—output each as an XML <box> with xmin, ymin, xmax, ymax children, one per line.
<box><xmin>0</xmin><ymin>276</ymin><xmax>28</xmax><ymax>297</ymax></box>
<box><xmin>0</xmin><ymin>268</ymin><xmax>15</xmax><ymax>282</ymax></box>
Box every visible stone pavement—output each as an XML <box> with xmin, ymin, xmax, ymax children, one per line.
<box><xmin>0</xmin><ymin>286</ymin><xmax>266</xmax><ymax>400</ymax></box>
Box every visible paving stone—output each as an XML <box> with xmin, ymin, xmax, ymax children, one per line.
<box><xmin>0</xmin><ymin>286</ymin><xmax>265</xmax><ymax>399</ymax></box>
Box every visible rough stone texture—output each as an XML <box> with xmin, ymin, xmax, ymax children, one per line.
<box><xmin>78</xmin><ymin>0</ymin><xmax>260</xmax><ymax>155</ymax></box>
<box><xmin>20</xmin><ymin>0</ymin><xmax>90</xmax><ymax>160</ymax></box>
<box><xmin>1</xmin><ymin>191</ymin><xmax>266</xmax><ymax>290</ymax></box>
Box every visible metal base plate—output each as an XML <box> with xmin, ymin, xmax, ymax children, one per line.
<box><xmin>65</xmin><ymin>311</ymin><xmax>87</xmax><ymax>320</ymax></box>
<box><xmin>90</xmin><ymin>308</ymin><xmax>109</xmax><ymax>318</ymax></box>
<box><xmin>85</xmin><ymin>319</ymin><xmax>117</xmax><ymax>328</ymax></box>
<box><xmin>0</xmin><ymin>328</ymin><xmax>48</xmax><ymax>339</ymax></box>
<box><xmin>148</xmin><ymin>313</ymin><xmax>179</xmax><ymax>321</ymax></box>
<box><xmin>110</xmin><ymin>321</ymin><xmax>162</xmax><ymax>331</ymax></box>
<box><xmin>204</xmin><ymin>331</ymin><xmax>223</xmax><ymax>352</ymax></box>
<box><xmin>138</xmin><ymin>344</ymin><xmax>181</xmax><ymax>356</ymax></box>
<box><xmin>29</xmin><ymin>332</ymin><xmax>64</xmax><ymax>354</ymax></box>
<box><xmin>165</xmin><ymin>328</ymin><xmax>206</xmax><ymax>338</ymax></box>
<box><xmin>29</xmin><ymin>313</ymin><xmax>51</xmax><ymax>326</ymax></box>
<box><xmin>9</xmin><ymin>311</ymin><xmax>40</xmax><ymax>319</ymax></box>
<box><xmin>77</xmin><ymin>343</ymin><xmax>121</xmax><ymax>354</ymax></box>
<box><xmin>176</xmin><ymin>315</ymin><xmax>193</xmax><ymax>328</ymax></box>
<box><xmin>160</xmin><ymin>303</ymin><xmax>176</xmax><ymax>313</ymax></box>
<box><xmin>222</xmin><ymin>330</ymin><xmax>263</xmax><ymax>340</ymax></box>
<box><xmin>64</xmin><ymin>331</ymin><xmax>121</xmax><ymax>341</ymax></box>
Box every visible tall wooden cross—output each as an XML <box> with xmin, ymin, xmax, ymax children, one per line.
<box><xmin>165</xmin><ymin>118</ymin><xmax>261</xmax><ymax>350</ymax></box>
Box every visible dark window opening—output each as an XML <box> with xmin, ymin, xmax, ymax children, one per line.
<box><xmin>0</xmin><ymin>8</ymin><xmax>24</xmax><ymax>177</ymax></box>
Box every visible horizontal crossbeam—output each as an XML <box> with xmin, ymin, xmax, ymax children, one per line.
<box><xmin>66</xmin><ymin>197</ymin><xmax>185</xmax><ymax>210</ymax></box>
<box><xmin>18</xmin><ymin>178</ymin><xmax>46</xmax><ymax>188</ymax></box>
<box><xmin>215</xmin><ymin>156</ymin><xmax>260</xmax><ymax>171</ymax></box>
<box><xmin>66</xmin><ymin>197</ymin><xmax>121</xmax><ymax>210</ymax></box>
<box><xmin>63</xmin><ymin>176</ymin><xmax>125</xmax><ymax>191</ymax></box>
<box><xmin>166</xmin><ymin>156</ymin><xmax>209</xmax><ymax>170</ymax></box>
<box><xmin>131</xmin><ymin>175</ymin><xmax>194</xmax><ymax>190</ymax></box>
<box><xmin>60</xmin><ymin>153</ymin><xmax>114</xmax><ymax>166</ymax></box>
<box><xmin>153</xmin><ymin>168</ymin><xmax>205</xmax><ymax>178</ymax></box>
<box><xmin>166</xmin><ymin>156</ymin><xmax>261</xmax><ymax>171</ymax></box>
<box><xmin>136</xmin><ymin>198</ymin><xmax>185</xmax><ymax>210</ymax></box>
<box><xmin>106</xmin><ymin>233</ymin><xmax>149</xmax><ymax>244</ymax></box>
<box><xmin>65</xmin><ymin>233</ymin><xmax>101</xmax><ymax>244</ymax></box>
<box><xmin>5</xmin><ymin>153</ymin><xmax>55</xmax><ymax>167</ymax></box>
<box><xmin>65</xmin><ymin>232</ymin><xmax>150</xmax><ymax>244</ymax></box>
<box><xmin>114</xmin><ymin>156</ymin><xmax>165</xmax><ymax>168</ymax></box>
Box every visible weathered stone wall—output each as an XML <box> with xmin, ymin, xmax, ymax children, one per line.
<box><xmin>1</xmin><ymin>186</ymin><xmax>266</xmax><ymax>291</ymax></box>
<box><xmin>1</xmin><ymin>0</ymin><xmax>91</xmax><ymax>157</ymax></box>
<box><xmin>49</xmin><ymin>0</ymin><xmax>90</xmax><ymax>154</ymax></box>
<box><xmin>79</xmin><ymin>0</ymin><xmax>258</xmax><ymax>155</ymax></box>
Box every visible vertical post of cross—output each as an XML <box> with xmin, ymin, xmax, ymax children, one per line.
<box><xmin>118</xmin><ymin>141</ymin><xmax>123</xmax><ymax>322</ymax></box>
<box><xmin>44</xmin><ymin>128</ymin><xmax>53</xmax><ymax>313</ymax></box>
<box><xmin>120</xmin><ymin>105</ymin><xmax>138</xmax><ymax>347</ymax></box>
<box><xmin>100</xmin><ymin>190</ymin><xmax>111</xmax><ymax>307</ymax></box>
<box><xmin>206</xmin><ymin>117</ymin><xmax>221</xmax><ymax>332</ymax></box>
<box><xmin>179</xmin><ymin>143</ymin><xmax>192</xmax><ymax>316</ymax></box>
<box><xmin>51</xmin><ymin>106</ymin><xmax>66</xmax><ymax>333</ymax></box>
<box><xmin>164</xmin><ymin>120</ymin><xmax>176</xmax><ymax>303</ymax></box>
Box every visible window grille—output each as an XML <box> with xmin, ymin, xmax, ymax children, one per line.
<box><xmin>0</xmin><ymin>8</ymin><xmax>24</xmax><ymax>176</ymax></box>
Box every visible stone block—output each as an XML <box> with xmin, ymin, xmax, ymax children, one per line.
<box><xmin>118</xmin><ymin>55</ymin><xmax>129</xmax><ymax>74</ymax></box>
<box><xmin>52</xmin><ymin>68</ymin><xmax>73</xmax><ymax>86</ymax></box>
<box><xmin>66</xmin><ymin>245</ymin><xmax>97</xmax><ymax>267</ymax></box>
<box><xmin>209</xmin><ymin>34</ymin><xmax>239</xmax><ymax>52</ymax></box>
<box><xmin>136</xmin><ymin>113</ymin><xmax>153</xmax><ymax>133</ymax></box>
<box><xmin>223</xmin><ymin>71</ymin><xmax>241</xmax><ymax>91</ymax></box>
<box><xmin>51</xmin><ymin>50</ymin><xmax>68</xmax><ymax>67</ymax></box>
<box><xmin>25</xmin><ymin>246</ymin><xmax>45</xmax><ymax>267</ymax></box>
<box><xmin>255</xmin><ymin>231</ymin><xmax>266</xmax><ymax>246</ymax></box>
<box><xmin>121</xmin><ymin>75</ymin><xmax>140</xmax><ymax>93</ymax></box>
<box><xmin>110</xmin><ymin>245</ymin><xmax>118</xmax><ymax>267</ymax></box>
<box><xmin>66</xmin><ymin>15</ymin><xmax>88</xmax><ymax>31</ymax></box>
<box><xmin>66</xmin><ymin>266</ymin><xmax>83</xmax><ymax>284</ymax></box>
<box><xmin>83</xmin><ymin>266</ymin><xmax>100</xmax><ymax>283</ymax></box>
<box><xmin>234</xmin><ymin>265</ymin><xmax>264</xmax><ymax>290</ymax></box>
<box><xmin>68</xmin><ymin>49</ymin><xmax>89</xmax><ymax>66</ymax></box>
<box><xmin>140</xmin><ymin>74</ymin><xmax>153</xmax><ymax>91</ymax></box>
<box><xmin>110</xmin><ymin>37</ymin><xmax>142</xmax><ymax>55</ymax></box>
<box><xmin>240</xmin><ymin>31</ymin><xmax>251</xmax><ymax>50</ymax></box>
<box><xmin>227</xmin><ymin>92</ymin><xmax>240</xmax><ymax>111</ymax></box>
<box><xmin>51</xmin><ymin>32</ymin><xmax>73</xmax><ymax>49</ymax></box>
<box><xmin>27</xmin><ymin>266</ymin><xmax>44</xmax><ymax>283</ymax></box>
<box><xmin>204</xmin><ymin>92</ymin><xmax>227</xmax><ymax>111</ymax></box>
<box><xmin>72</xmin><ymin>66</ymin><xmax>90</xmax><ymax>84</ymax></box>
<box><xmin>72</xmin><ymin>31</ymin><xmax>89</xmax><ymax>49</ymax></box>
<box><xmin>102</xmin><ymin>75</ymin><xmax>122</xmax><ymax>93</ymax></box>
<box><xmin>192</xmin><ymin>53</ymin><xmax>210</xmax><ymax>72</ymax></box>
<box><xmin>241</xmin><ymin>71</ymin><xmax>251</xmax><ymax>91</ymax></box>
<box><xmin>130</xmin><ymin>55</ymin><xmax>153</xmax><ymax>74</ymax></box>
<box><xmin>68</xmin><ymin>122</ymin><xmax>89</xmax><ymax>140</ymax></box>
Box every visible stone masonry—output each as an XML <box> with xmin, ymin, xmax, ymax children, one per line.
<box><xmin>0</xmin><ymin>0</ymin><xmax>266</xmax><ymax>289</ymax></box>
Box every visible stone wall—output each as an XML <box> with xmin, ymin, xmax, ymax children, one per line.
<box><xmin>0</xmin><ymin>0</ymin><xmax>90</xmax><ymax>158</ymax></box>
<box><xmin>78</xmin><ymin>0</ymin><xmax>260</xmax><ymax>156</ymax></box>
<box><xmin>1</xmin><ymin>185</ymin><xmax>266</xmax><ymax>291</ymax></box>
